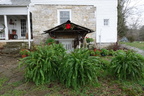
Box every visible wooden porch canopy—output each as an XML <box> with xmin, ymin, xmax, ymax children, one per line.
<box><xmin>44</xmin><ymin>20</ymin><xmax>94</xmax><ymax>39</ymax></box>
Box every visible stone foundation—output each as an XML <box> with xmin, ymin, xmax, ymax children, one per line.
<box><xmin>95</xmin><ymin>43</ymin><xmax>117</xmax><ymax>49</ymax></box>
<box><xmin>0</xmin><ymin>42</ymin><xmax>29</xmax><ymax>54</ymax></box>
<box><xmin>0</xmin><ymin>42</ymin><xmax>6</xmax><ymax>48</ymax></box>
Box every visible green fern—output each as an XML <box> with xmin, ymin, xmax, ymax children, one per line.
<box><xmin>20</xmin><ymin>44</ymin><xmax>66</xmax><ymax>85</ymax></box>
<box><xmin>110</xmin><ymin>50</ymin><xmax>144</xmax><ymax>80</ymax></box>
<box><xmin>59</xmin><ymin>48</ymin><xmax>100</xmax><ymax>89</ymax></box>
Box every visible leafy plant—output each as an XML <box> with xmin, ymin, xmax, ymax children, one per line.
<box><xmin>108</xmin><ymin>49</ymin><xmax>115</xmax><ymax>56</ymax></box>
<box><xmin>113</xmin><ymin>50</ymin><xmax>126</xmax><ymax>56</ymax></box>
<box><xmin>45</xmin><ymin>38</ymin><xmax>56</xmax><ymax>45</ymax></box>
<box><xmin>0</xmin><ymin>24</ymin><xmax>5</xmax><ymax>33</ymax></box>
<box><xmin>95</xmin><ymin>49</ymin><xmax>101</xmax><ymax>56</ymax></box>
<box><xmin>59</xmin><ymin>48</ymin><xmax>100</xmax><ymax>89</ymax></box>
<box><xmin>100</xmin><ymin>49</ymin><xmax>109</xmax><ymax>56</ymax></box>
<box><xmin>91</xmin><ymin>49</ymin><xmax>101</xmax><ymax>56</ymax></box>
<box><xmin>20</xmin><ymin>44</ymin><xmax>66</xmax><ymax>85</ymax></box>
<box><xmin>19</xmin><ymin>49</ymin><xmax>30</xmax><ymax>55</ymax></box>
<box><xmin>110</xmin><ymin>50</ymin><xmax>144</xmax><ymax>80</ymax></box>
<box><xmin>86</xmin><ymin>37</ymin><xmax>94</xmax><ymax>43</ymax></box>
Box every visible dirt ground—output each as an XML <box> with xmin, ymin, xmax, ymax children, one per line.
<box><xmin>0</xmin><ymin>53</ymin><xmax>23</xmax><ymax>80</ymax></box>
<box><xmin>0</xmin><ymin>53</ymin><xmax>47</xmax><ymax>96</ymax></box>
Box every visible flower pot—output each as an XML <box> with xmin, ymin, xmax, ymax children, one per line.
<box><xmin>20</xmin><ymin>49</ymin><xmax>30</xmax><ymax>57</ymax></box>
<box><xmin>94</xmin><ymin>48</ymin><xmax>96</xmax><ymax>52</ymax></box>
<box><xmin>26</xmin><ymin>32</ymin><xmax>28</xmax><ymax>39</ymax></box>
<box><xmin>21</xmin><ymin>55</ymin><xmax>27</xmax><ymax>58</ymax></box>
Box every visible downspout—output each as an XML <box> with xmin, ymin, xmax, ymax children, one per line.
<box><xmin>94</xmin><ymin>5</ymin><xmax>97</xmax><ymax>48</ymax></box>
<box><xmin>99</xmin><ymin>29</ymin><xmax>102</xmax><ymax>49</ymax></box>
<box><xmin>4</xmin><ymin>15</ymin><xmax>8</xmax><ymax>40</ymax></box>
<box><xmin>27</xmin><ymin>6</ymin><xmax>31</xmax><ymax>49</ymax></box>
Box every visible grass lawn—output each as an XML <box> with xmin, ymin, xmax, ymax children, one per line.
<box><xmin>121</xmin><ymin>41</ymin><xmax>144</xmax><ymax>50</ymax></box>
<box><xmin>0</xmin><ymin>75</ymin><xmax>144</xmax><ymax>96</ymax></box>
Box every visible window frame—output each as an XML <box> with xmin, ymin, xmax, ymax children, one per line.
<box><xmin>20</xmin><ymin>19</ymin><xmax>27</xmax><ymax>37</ymax></box>
<box><xmin>103</xmin><ymin>19</ymin><xmax>109</xmax><ymax>26</ymax></box>
<box><xmin>57</xmin><ymin>9</ymin><xmax>71</xmax><ymax>25</ymax></box>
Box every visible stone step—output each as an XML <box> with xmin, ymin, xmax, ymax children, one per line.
<box><xmin>4</xmin><ymin>42</ymin><xmax>28</xmax><ymax>48</ymax></box>
<box><xmin>0</xmin><ymin>42</ymin><xmax>29</xmax><ymax>54</ymax></box>
<box><xmin>1</xmin><ymin>47</ymin><xmax>20</xmax><ymax>54</ymax></box>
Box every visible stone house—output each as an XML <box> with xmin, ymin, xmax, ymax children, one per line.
<box><xmin>0</xmin><ymin>0</ymin><xmax>117</xmax><ymax>50</ymax></box>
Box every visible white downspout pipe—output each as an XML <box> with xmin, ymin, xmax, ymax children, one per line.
<box><xmin>94</xmin><ymin>6</ymin><xmax>97</xmax><ymax>48</ymax></box>
<box><xmin>27</xmin><ymin>6</ymin><xmax>31</xmax><ymax>49</ymax></box>
<box><xmin>99</xmin><ymin>29</ymin><xmax>102</xmax><ymax>49</ymax></box>
<box><xmin>4</xmin><ymin>15</ymin><xmax>8</xmax><ymax>40</ymax></box>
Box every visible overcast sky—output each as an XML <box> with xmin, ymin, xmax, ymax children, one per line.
<box><xmin>127</xmin><ymin>0</ymin><xmax>144</xmax><ymax>27</ymax></box>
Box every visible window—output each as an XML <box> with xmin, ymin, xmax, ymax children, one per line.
<box><xmin>21</xmin><ymin>19</ymin><xmax>26</xmax><ymax>37</ymax></box>
<box><xmin>104</xmin><ymin>19</ymin><xmax>109</xmax><ymax>26</ymax></box>
<box><xmin>58</xmin><ymin>10</ymin><xmax>71</xmax><ymax>24</ymax></box>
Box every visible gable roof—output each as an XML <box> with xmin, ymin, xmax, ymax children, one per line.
<box><xmin>0</xmin><ymin>0</ymin><xmax>31</xmax><ymax>6</ymax></box>
<box><xmin>44</xmin><ymin>20</ymin><xmax>94</xmax><ymax>34</ymax></box>
<box><xmin>44</xmin><ymin>20</ymin><xmax>94</xmax><ymax>38</ymax></box>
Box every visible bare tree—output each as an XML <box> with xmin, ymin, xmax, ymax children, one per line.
<box><xmin>139</xmin><ymin>25</ymin><xmax>144</xmax><ymax>41</ymax></box>
<box><xmin>117</xmin><ymin>0</ymin><xmax>128</xmax><ymax>39</ymax></box>
<box><xmin>118</xmin><ymin>0</ymin><xmax>143</xmax><ymax>41</ymax></box>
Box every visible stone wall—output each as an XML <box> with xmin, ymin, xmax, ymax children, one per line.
<box><xmin>30</xmin><ymin>4</ymin><xmax>96</xmax><ymax>44</ymax></box>
<box><xmin>0</xmin><ymin>42</ymin><xmax>6</xmax><ymax>48</ymax></box>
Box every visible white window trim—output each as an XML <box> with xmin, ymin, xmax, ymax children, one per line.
<box><xmin>57</xmin><ymin>9</ymin><xmax>71</xmax><ymax>25</ymax></box>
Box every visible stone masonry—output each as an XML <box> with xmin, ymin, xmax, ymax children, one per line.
<box><xmin>30</xmin><ymin>4</ymin><xmax>96</xmax><ymax>44</ymax></box>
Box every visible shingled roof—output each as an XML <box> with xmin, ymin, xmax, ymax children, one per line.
<box><xmin>0</xmin><ymin>0</ymin><xmax>31</xmax><ymax>6</ymax></box>
<box><xmin>11</xmin><ymin>0</ymin><xmax>30</xmax><ymax>5</ymax></box>
<box><xmin>44</xmin><ymin>20</ymin><xmax>94</xmax><ymax>38</ymax></box>
<box><xmin>44</xmin><ymin>20</ymin><xmax>94</xmax><ymax>34</ymax></box>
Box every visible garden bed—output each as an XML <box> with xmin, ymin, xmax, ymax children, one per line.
<box><xmin>0</xmin><ymin>44</ymin><xmax>144</xmax><ymax>95</ymax></box>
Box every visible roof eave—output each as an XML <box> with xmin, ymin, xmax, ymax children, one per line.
<box><xmin>0</xmin><ymin>4</ymin><xmax>29</xmax><ymax>7</ymax></box>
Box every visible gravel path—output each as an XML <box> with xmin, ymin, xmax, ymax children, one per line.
<box><xmin>120</xmin><ymin>44</ymin><xmax>144</xmax><ymax>56</ymax></box>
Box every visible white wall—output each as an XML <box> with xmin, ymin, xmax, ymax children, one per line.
<box><xmin>95</xmin><ymin>0</ymin><xmax>117</xmax><ymax>43</ymax></box>
<box><xmin>30</xmin><ymin>0</ymin><xmax>117</xmax><ymax>43</ymax></box>
<box><xmin>0</xmin><ymin>0</ymin><xmax>11</xmax><ymax>4</ymax></box>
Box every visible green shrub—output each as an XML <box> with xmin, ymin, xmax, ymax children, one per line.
<box><xmin>100</xmin><ymin>49</ymin><xmax>109</xmax><ymax>56</ymax></box>
<box><xmin>45</xmin><ymin>38</ymin><xmax>55</xmax><ymax>45</ymax></box>
<box><xmin>110</xmin><ymin>50</ymin><xmax>144</xmax><ymax>80</ymax></box>
<box><xmin>20</xmin><ymin>44</ymin><xmax>66</xmax><ymax>85</ymax></box>
<box><xmin>19</xmin><ymin>49</ymin><xmax>30</xmax><ymax>55</ymax></box>
<box><xmin>113</xmin><ymin>50</ymin><xmax>126</xmax><ymax>56</ymax></box>
<box><xmin>108</xmin><ymin>49</ymin><xmax>117</xmax><ymax>56</ymax></box>
<box><xmin>95</xmin><ymin>50</ymin><xmax>101</xmax><ymax>56</ymax></box>
<box><xmin>86</xmin><ymin>37</ymin><xmax>94</xmax><ymax>43</ymax></box>
<box><xmin>59</xmin><ymin>48</ymin><xmax>100</xmax><ymax>89</ymax></box>
<box><xmin>127</xmin><ymin>36</ymin><xmax>135</xmax><ymax>42</ymax></box>
<box><xmin>90</xmin><ymin>50</ymin><xmax>100</xmax><ymax>56</ymax></box>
